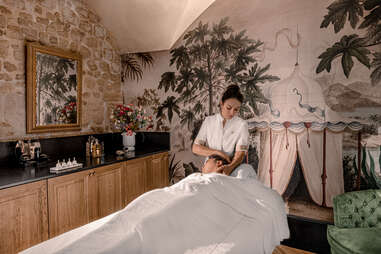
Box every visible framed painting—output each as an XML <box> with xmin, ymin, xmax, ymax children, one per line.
<box><xmin>26</xmin><ymin>42</ymin><xmax>82</xmax><ymax>133</ymax></box>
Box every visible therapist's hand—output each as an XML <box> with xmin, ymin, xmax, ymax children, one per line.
<box><xmin>217</xmin><ymin>151</ymin><xmax>231</xmax><ymax>164</ymax></box>
<box><xmin>216</xmin><ymin>164</ymin><xmax>233</xmax><ymax>175</ymax></box>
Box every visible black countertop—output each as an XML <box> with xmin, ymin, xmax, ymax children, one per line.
<box><xmin>0</xmin><ymin>146</ymin><xmax>169</xmax><ymax>190</ymax></box>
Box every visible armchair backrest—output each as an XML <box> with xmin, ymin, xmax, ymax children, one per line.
<box><xmin>333</xmin><ymin>189</ymin><xmax>381</xmax><ymax>228</ymax></box>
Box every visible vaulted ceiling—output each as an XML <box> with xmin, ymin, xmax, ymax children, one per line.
<box><xmin>84</xmin><ymin>0</ymin><xmax>216</xmax><ymax>53</ymax></box>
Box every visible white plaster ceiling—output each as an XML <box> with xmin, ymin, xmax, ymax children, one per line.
<box><xmin>84</xmin><ymin>0</ymin><xmax>216</xmax><ymax>53</ymax></box>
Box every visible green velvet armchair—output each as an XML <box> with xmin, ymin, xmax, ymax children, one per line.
<box><xmin>327</xmin><ymin>189</ymin><xmax>381</xmax><ymax>254</ymax></box>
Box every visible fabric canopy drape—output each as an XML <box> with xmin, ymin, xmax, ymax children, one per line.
<box><xmin>258</xmin><ymin>130</ymin><xmax>297</xmax><ymax>195</ymax></box>
<box><xmin>258</xmin><ymin>128</ymin><xmax>344</xmax><ymax>207</ymax></box>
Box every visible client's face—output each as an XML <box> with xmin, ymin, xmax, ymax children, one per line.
<box><xmin>202</xmin><ymin>158</ymin><xmax>223</xmax><ymax>174</ymax></box>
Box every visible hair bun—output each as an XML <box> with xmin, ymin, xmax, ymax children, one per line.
<box><xmin>226</xmin><ymin>84</ymin><xmax>240</xmax><ymax>93</ymax></box>
<box><xmin>221</xmin><ymin>84</ymin><xmax>243</xmax><ymax>103</ymax></box>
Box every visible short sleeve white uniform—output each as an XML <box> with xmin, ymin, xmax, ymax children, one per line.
<box><xmin>194</xmin><ymin>113</ymin><xmax>256</xmax><ymax>179</ymax></box>
<box><xmin>194</xmin><ymin>113</ymin><xmax>249</xmax><ymax>158</ymax></box>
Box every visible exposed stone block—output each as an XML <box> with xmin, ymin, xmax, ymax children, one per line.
<box><xmin>87</xmin><ymin>60</ymin><xmax>98</xmax><ymax>71</ymax></box>
<box><xmin>85</xmin><ymin>37</ymin><xmax>97</xmax><ymax>48</ymax></box>
<box><xmin>39</xmin><ymin>31</ymin><xmax>49</xmax><ymax>45</ymax></box>
<box><xmin>0</xmin><ymin>6</ymin><xmax>12</xmax><ymax>15</ymax></box>
<box><xmin>0</xmin><ymin>15</ymin><xmax>6</xmax><ymax>28</ymax></box>
<box><xmin>79</xmin><ymin>45</ymin><xmax>91</xmax><ymax>58</ymax></box>
<box><xmin>94</xmin><ymin>25</ymin><xmax>105</xmax><ymax>38</ymax></box>
<box><xmin>75</xmin><ymin>6</ymin><xmax>88</xmax><ymax>18</ymax></box>
<box><xmin>70</xmin><ymin>27</ymin><xmax>84</xmax><ymax>41</ymax></box>
<box><xmin>34</xmin><ymin>5</ymin><xmax>42</xmax><ymax>15</ymax></box>
<box><xmin>4</xmin><ymin>61</ymin><xmax>17</xmax><ymax>72</ymax></box>
<box><xmin>79</xmin><ymin>21</ymin><xmax>92</xmax><ymax>33</ymax></box>
<box><xmin>7</xmin><ymin>25</ymin><xmax>22</xmax><ymax>39</ymax></box>
<box><xmin>0</xmin><ymin>40</ymin><xmax>9</xmax><ymax>57</ymax></box>
<box><xmin>22</xmin><ymin>27</ymin><xmax>38</xmax><ymax>41</ymax></box>
<box><xmin>0</xmin><ymin>73</ymin><xmax>12</xmax><ymax>81</ymax></box>
<box><xmin>49</xmin><ymin>35</ymin><xmax>58</xmax><ymax>44</ymax></box>
<box><xmin>36</xmin><ymin>17</ymin><xmax>49</xmax><ymax>26</ymax></box>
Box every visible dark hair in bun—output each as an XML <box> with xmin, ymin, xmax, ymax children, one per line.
<box><xmin>221</xmin><ymin>85</ymin><xmax>243</xmax><ymax>104</ymax></box>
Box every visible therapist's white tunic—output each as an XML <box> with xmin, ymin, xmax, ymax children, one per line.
<box><xmin>194</xmin><ymin>113</ymin><xmax>256</xmax><ymax>179</ymax></box>
<box><xmin>194</xmin><ymin>113</ymin><xmax>249</xmax><ymax>159</ymax></box>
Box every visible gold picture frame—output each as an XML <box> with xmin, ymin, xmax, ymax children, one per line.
<box><xmin>26</xmin><ymin>42</ymin><xmax>82</xmax><ymax>133</ymax></box>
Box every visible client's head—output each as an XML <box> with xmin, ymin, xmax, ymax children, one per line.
<box><xmin>202</xmin><ymin>154</ymin><xmax>229</xmax><ymax>174</ymax></box>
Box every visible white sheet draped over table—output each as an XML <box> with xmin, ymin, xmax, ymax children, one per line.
<box><xmin>258</xmin><ymin>128</ymin><xmax>344</xmax><ymax>207</ymax></box>
<box><xmin>21</xmin><ymin>173</ymin><xmax>289</xmax><ymax>254</ymax></box>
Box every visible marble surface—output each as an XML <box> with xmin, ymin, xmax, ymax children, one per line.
<box><xmin>0</xmin><ymin>146</ymin><xmax>169</xmax><ymax>190</ymax></box>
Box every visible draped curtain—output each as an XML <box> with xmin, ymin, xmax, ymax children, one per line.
<box><xmin>258</xmin><ymin>128</ymin><xmax>344</xmax><ymax>207</ymax></box>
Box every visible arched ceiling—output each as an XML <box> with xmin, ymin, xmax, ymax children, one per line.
<box><xmin>84</xmin><ymin>0</ymin><xmax>216</xmax><ymax>53</ymax></box>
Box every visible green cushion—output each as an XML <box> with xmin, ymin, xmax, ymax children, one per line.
<box><xmin>333</xmin><ymin>190</ymin><xmax>381</xmax><ymax>228</ymax></box>
<box><xmin>327</xmin><ymin>225</ymin><xmax>381</xmax><ymax>254</ymax></box>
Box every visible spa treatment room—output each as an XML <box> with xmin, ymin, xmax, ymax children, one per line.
<box><xmin>0</xmin><ymin>0</ymin><xmax>381</xmax><ymax>253</ymax></box>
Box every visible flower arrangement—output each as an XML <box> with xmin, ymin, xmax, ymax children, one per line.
<box><xmin>111</xmin><ymin>104</ymin><xmax>153</xmax><ymax>135</ymax></box>
<box><xmin>58</xmin><ymin>101</ymin><xmax>77</xmax><ymax>123</ymax></box>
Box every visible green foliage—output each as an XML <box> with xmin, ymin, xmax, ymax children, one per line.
<box><xmin>343</xmin><ymin>155</ymin><xmax>357</xmax><ymax>192</ymax></box>
<box><xmin>319</xmin><ymin>0</ymin><xmax>381</xmax><ymax>84</ymax></box>
<box><xmin>320</xmin><ymin>0</ymin><xmax>363</xmax><ymax>32</ymax></box>
<box><xmin>156</xmin><ymin>96</ymin><xmax>180</xmax><ymax>123</ymax></box>
<box><xmin>371</xmin><ymin>52</ymin><xmax>381</xmax><ymax>86</ymax></box>
<box><xmin>121</xmin><ymin>53</ymin><xmax>154</xmax><ymax>82</ymax></box>
<box><xmin>183</xmin><ymin>162</ymin><xmax>200</xmax><ymax>177</ymax></box>
<box><xmin>316</xmin><ymin>34</ymin><xmax>370</xmax><ymax>78</ymax></box>
<box><xmin>368</xmin><ymin>149</ymin><xmax>381</xmax><ymax>188</ymax></box>
<box><xmin>168</xmin><ymin>154</ymin><xmax>182</xmax><ymax>185</ymax></box>
<box><xmin>355</xmin><ymin>146</ymin><xmax>381</xmax><ymax>189</ymax></box>
<box><xmin>158</xmin><ymin>17</ymin><xmax>278</xmax><ymax>129</ymax></box>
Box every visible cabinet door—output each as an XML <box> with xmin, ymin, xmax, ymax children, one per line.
<box><xmin>0</xmin><ymin>181</ymin><xmax>48</xmax><ymax>254</ymax></box>
<box><xmin>146</xmin><ymin>152</ymin><xmax>169</xmax><ymax>191</ymax></box>
<box><xmin>161</xmin><ymin>152</ymin><xmax>169</xmax><ymax>187</ymax></box>
<box><xmin>122</xmin><ymin>157</ymin><xmax>147</xmax><ymax>207</ymax></box>
<box><xmin>89</xmin><ymin>163</ymin><xmax>122</xmax><ymax>221</ymax></box>
<box><xmin>48</xmin><ymin>170</ymin><xmax>91</xmax><ymax>237</ymax></box>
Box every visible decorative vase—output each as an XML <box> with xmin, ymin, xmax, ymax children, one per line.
<box><xmin>122</xmin><ymin>132</ymin><xmax>136</xmax><ymax>151</ymax></box>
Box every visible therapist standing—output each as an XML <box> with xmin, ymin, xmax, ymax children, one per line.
<box><xmin>192</xmin><ymin>85</ymin><xmax>256</xmax><ymax>179</ymax></box>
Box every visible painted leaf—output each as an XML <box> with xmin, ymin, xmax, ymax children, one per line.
<box><xmin>359</xmin><ymin>5</ymin><xmax>381</xmax><ymax>29</ymax></box>
<box><xmin>320</xmin><ymin>0</ymin><xmax>363</xmax><ymax>32</ymax></box>
<box><xmin>364</xmin><ymin>0</ymin><xmax>380</xmax><ymax>10</ymax></box>
<box><xmin>183</xmin><ymin>163</ymin><xmax>194</xmax><ymax>176</ymax></box>
<box><xmin>121</xmin><ymin>54</ymin><xmax>142</xmax><ymax>82</ymax></box>
<box><xmin>368</xmin><ymin>150</ymin><xmax>381</xmax><ymax>189</ymax></box>
<box><xmin>184</xmin><ymin>21</ymin><xmax>210</xmax><ymax>45</ymax></box>
<box><xmin>159</xmin><ymin>72</ymin><xmax>176</xmax><ymax>92</ymax></box>
<box><xmin>180</xmin><ymin>109</ymin><xmax>196</xmax><ymax>131</ymax></box>
<box><xmin>170</xmin><ymin>46</ymin><xmax>190</xmax><ymax>69</ymax></box>
<box><xmin>342</xmin><ymin>52</ymin><xmax>354</xmax><ymax>77</ymax></box>
<box><xmin>316</xmin><ymin>34</ymin><xmax>370</xmax><ymax>77</ymax></box>
<box><xmin>212</xmin><ymin>17</ymin><xmax>232</xmax><ymax>39</ymax></box>
<box><xmin>361</xmin><ymin>147</ymin><xmax>377</xmax><ymax>188</ymax></box>
<box><xmin>371</xmin><ymin>52</ymin><xmax>381</xmax><ymax>86</ymax></box>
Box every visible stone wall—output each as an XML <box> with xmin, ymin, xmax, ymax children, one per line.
<box><xmin>0</xmin><ymin>0</ymin><xmax>122</xmax><ymax>141</ymax></box>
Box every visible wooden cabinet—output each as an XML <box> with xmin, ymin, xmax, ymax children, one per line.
<box><xmin>146</xmin><ymin>152</ymin><xmax>169</xmax><ymax>191</ymax></box>
<box><xmin>48</xmin><ymin>169</ymin><xmax>91</xmax><ymax>237</ymax></box>
<box><xmin>0</xmin><ymin>181</ymin><xmax>48</xmax><ymax>254</ymax></box>
<box><xmin>122</xmin><ymin>152</ymin><xmax>169</xmax><ymax>206</ymax></box>
<box><xmin>48</xmin><ymin>163</ymin><xmax>123</xmax><ymax>237</ymax></box>
<box><xmin>122</xmin><ymin>157</ymin><xmax>147</xmax><ymax>207</ymax></box>
<box><xmin>89</xmin><ymin>163</ymin><xmax>122</xmax><ymax>221</ymax></box>
<box><xmin>0</xmin><ymin>151</ymin><xmax>169</xmax><ymax>253</ymax></box>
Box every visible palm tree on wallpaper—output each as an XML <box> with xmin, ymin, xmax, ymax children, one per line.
<box><xmin>121</xmin><ymin>53</ymin><xmax>154</xmax><ymax>82</ymax></box>
<box><xmin>158</xmin><ymin>17</ymin><xmax>279</xmax><ymax>131</ymax></box>
<box><xmin>317</xmin><ymin>0</ymin><xmax>381</xmax><ymax>86</ymax></box>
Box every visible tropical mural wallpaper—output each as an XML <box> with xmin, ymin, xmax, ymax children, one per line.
<box><xmin>122</xmin><ymin>0</ymin><xmax>381</xmax><ymax>195</ymax></box>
